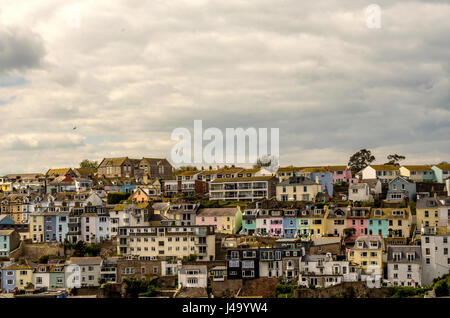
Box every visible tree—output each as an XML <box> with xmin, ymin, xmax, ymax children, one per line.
<box><xmin>107</xmin><ymin>192</ymin><xmax>130</xmax><ymax>204</ymax></box>
<box><xmin>348</xmin><ymin>149</ymin><xmax>375</xmax><ymax>173</ymax></box>
<box><xmin>80</xmin><ymin>159</ymin><xmax>98</xmax><ymax>169</ymax></box>
<box><xmin>385</xmin><ymin>154</ymin><xmax>405</xmax><ymax>167</ymax></box>
<box><xmin>173</xmin><ymin>165</ymin><xmax>198</xmax><ymax>175</ymax></box>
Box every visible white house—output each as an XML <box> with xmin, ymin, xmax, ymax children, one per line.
<box><xmin>178</xmin><ymin>264</ymin><xmax>208</xmax><ymax>288</ymax></box>
<box><xmin>360</xmin><ymin>165</ymin><xmax>400</xmax><ymax>183</ymax></box>
<box><xmin>348</xmin><ymin>183</ymin><xmax>373</xmax><ymax>202</ymax></box>
<box><xmin>298</xmin><ymin>254</ymin><xmax>360</xmax><ymax>288</ymax></box>
<box><xmin>420</xmin><ymin>227</ymin><xmax>450</xmax><ymax>286</ymax></box>
<box><xmin>386</xmin><ymin>245</ymin><xmax>422</xmax><ymax>287</ymax></box>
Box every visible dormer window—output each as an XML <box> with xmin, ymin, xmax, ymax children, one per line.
<box><xmin>407</xmin><ymin>253</ymin><xmax>415</xmax><ymax>261</ymax></box>
<box><xmin>370</xmin><ymin>241</ymin><xmax>379</xmax><ymax>248</ymax></box>
<box><xmin>374</xmin><ymin>210</ymin><xmax>382</xmax><ymax>216</ymax></box>
<box><xmin>393</xmin><ymin>252</ymin><xmax>402</xmax><ymax>261</ymax></box>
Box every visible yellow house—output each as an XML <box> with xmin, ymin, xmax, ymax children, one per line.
<box><xmin>325</xmin><ymin>206</ymin><xmax>348</xmax><ymax>237</ymax></box>
<box><xmin>348</xmin><ymin>235</ymin><xmax>384</xmax><ymax>274</ymax></box>
<box><xmin>1</xmin><ymin>183</ymin><xmax>12</xmax><ymax>192</ymax></box>
<box><xmin>14</xmin><ymin>264</ymin><xmax>34</xmax><ymax>290</ymax></box>
<box><xmin>30</xmin><ymin>214</ymin><xmax>45</xmax><ymax>243</ymax></box>
<box><xmin>308</xmin><ymin>208</ymin><xmax>328</xmax><ymax>237</ymax></box>
<box><xmin>416</xmin><ymin>197</ymin><xmax>440</xmax><ymax>229</ymax></box>
<box><xmin>385</xmin><ymin>208</ymin><xmax>412</xmax><ymax>238</ymax></box>
<box><xmin>276</xmin><ymin>166</ymin><xmax>305</xmax><ymax>181</ymax></box>
<box><xmin>276</xmin><ymin>176</ymin><xmax>322</xmax><ymax>201</ymax></box>
<box><xmin>195</xmin><ymin>207</ymin><xmax>242</xmax><ymax>234</ymax></box>
<box><xmin>1</xmin><ymin>195</ymin><xmax>24</xmax><ymax>224</ymax></box>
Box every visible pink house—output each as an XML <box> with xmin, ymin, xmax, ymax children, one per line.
<box><xmin>196</xmin><ymin>214</ymin><xmax>222</xmax><ymax>229</ymax></box>
<box><xmin>346</xmin><ymin>218</ymin><xmax>368</xmax><ymax>241</ymax></box>
<box><xmin>269</xmin><ymin>217</ymin><xmax>283</xmax><ymax>236</ymax></box>
<box><xmin>328</xmin><ymin>166</ymin><xmax>358</xmax><ymax>184</ymax></box>
<box><xmin>345</xmin><ymin>207</ymin><xmax>370</xmax><ymax>241</ymax></box>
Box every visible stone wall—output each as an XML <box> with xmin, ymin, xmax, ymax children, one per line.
<box><xmin>295</xmin><ymin>281</ymin><xmax>389</xmax><ymax>298</ymax></box>
<box><xmin>211</xmin><ymin>279</ymin><xmax>243</xmax><ymax>298</ymax></box>
<box><xmin>22</xmin><ymin>242</ymin><xmax>65</xmax><ymax>259</ymax></box>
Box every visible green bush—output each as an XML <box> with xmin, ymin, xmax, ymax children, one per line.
<box><xmin>387</xmin><ymin>286</ymin><xmax>432</xmax><ymax>298</ymax></box>
<box><xmin>124</xmin><ymin>278</ymin><xmax>159</xmax><ymax>298</ymax></box>
<box><xmin>275</xmin><ymin>282</ymin><xmax>295</xmax><ymax>298</ymax></box>
<box><xmin>182</xmin><ymin>254</ymin><xmax>197</xmax><ymax>263</ymax></box>
<box><xmin>107</xmin><ymin>192</ymin><xmax>131</xmax><ymax>204</ymax></box>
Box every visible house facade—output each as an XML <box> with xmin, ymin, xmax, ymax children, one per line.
<box><xmin>276</xmin><ymin>176</ymin><xmax>321</xmax><ymax>202</ymax></box>
<box><xmin>210</xmin><ymin>176</ymin><xmax>277</xmax><ymax>202</ymax></box>
<box><xmin>360</xmin><ymin>165</ymin><xmax>400</xmax><ymax>183</ymax></box>
<box><xmin>399</xmin><ymin>165</ymin><xmax>435</xmax><ymax>182</ymax></box>
<box><xmin>387</xmin><ymin>245</ymin><xmax>422</xmax><ymax>287</ymax></box>
<box><xmin>386</xmin><ymin>176</ymin><xmax>416</xmax><ymax>202</ymax></box>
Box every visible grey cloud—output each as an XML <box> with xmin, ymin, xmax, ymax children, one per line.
<box><xmin>0</xmin><ymin>0</ymin><xmax>449</xmax><ymax>173</ymax></box>
<box><xmin>0</xmin><ymin>25</ymin><xmax>45</xmax><ymax>74</ymax></box>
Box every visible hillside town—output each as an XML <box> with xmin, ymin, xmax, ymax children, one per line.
<box><xmin>0</xmin><ymin>155</ymin><xmax>449</xmax><ymax>298</ymax></box>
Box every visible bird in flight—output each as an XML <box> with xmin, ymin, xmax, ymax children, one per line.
<box><xmin>73</xmin><ymin>126</ymin><xmax>77</xmax><ymax>130</ymax></box>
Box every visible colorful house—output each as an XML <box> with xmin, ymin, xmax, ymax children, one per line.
<box><xmin>0</xmin><ymin>229</ymin><xmax>20</xmax><ymax>257</ymax></box>
<box><xmin>346</xmin><ymin>207</ymin><xmax>370</xmax><ymax>241</ymax></box>
<box><xmin>1</xmin><ymin>263</ymin><xmax>34</xmax><ymax>292</ymax></box>
<box><xmin>327</xmin><ymin>165</ymin><xmax>357</xmax><ymax>184</ymax></box>
<box><xmin>195</xmin><ymin>207</ymin><xmax>242</xmax><ymax>234</ymax></box>
<box><xmin>360</xmin><ymin>165</ymin><xmax>400</xmax><ymax>183</ymax></box>
<box><xmin>241</xmin><ymin>209</ymin><xmax>257</xmax><ymax>235</ymax></box>
<box><xmin>386</xmin><ymin>176</ymin><xmax>416</xmax><ymax>202</ymax></box>
<box><xmin>368</xmin><ymin>209</ymin><xmax>388</xmax><ymax>238</ymax></box>
<box><xmin>282</xmin><ymin>209</ymin><xmax>298</xmax><ymax>238</ymax></box>
<box><xmin>269</xmin><ymin>210</ymin><xmax>284</xmax><ymax>237</ymax></box>
<box><xmin>416</xmin><ymin>197</ymin><xmax>441</xmax><ymax>229</ymax></box>
<box><xmin>326</xmin><ymin>206</ymin><xmax>348</xmax><ymax>237</ymax></box>
<box><xmin>431</xmin><ymin>163</ymin><xmax>450</xmax><ymax>183</ymax></box>
<box><xmin>308</xmin><ymin>208</ymin><xmax>327</xmax><ymax>237</ymax></box>
<box><xmin>399</xmin><ymin>165</ymin><xmax>436</xmax><ymax>182</ymax></box>
<box><xmin>347</xmin><ymin>235</ymin><xmax>384</xmax><ymax>274</ymax></box>
<box><xmin>308</xmin><ymin>171</ymin><xmax>334</xmax><ymax>197</ymax></box>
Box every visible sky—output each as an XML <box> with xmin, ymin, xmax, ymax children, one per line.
<box><xmin>0</xmin><ymin>0</ymin><xmax>449</xmax><ymax>174</ymax></box>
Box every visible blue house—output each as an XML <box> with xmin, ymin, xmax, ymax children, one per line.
<box><xmin>1</xmin><ymin>267</ymin><xmax>16</xmax><ymax>293</ymax></box>
<box><xmin>0</xmin><ymin>230</ymin><xmax>21</xmax><ymax>257</ymax></box>
<box><xmin>367</xmin><ymin>218</ymin><xmax>388</xmax><ymax>237</ymax></box>
<box><xmin>431</xmin><ymin>164</ymin><xmax>450</xmax><ymax>183</ymax></box>
<box><xmin>282</xmin><ymin>210</ymin><xmax>298</xmax><ymax>238</ymax></box>
<box><xmin>387</xmin><ymin>176</ymin><xmax>416</xmax><ymax>201</ymax></box>
<box><xmin>56</xmin><ymin>213</ymin><xmax>69</xmax><ymax>242</ymax></box>
<box><xmin>44</xmin><ymin>215</ymin><xmax>57</xmax><ymax>242</ymax></box>
<box><xmin>309</xmin><ymin>172</ymin><xmax>334</xmax><ymax>197</ymax></box>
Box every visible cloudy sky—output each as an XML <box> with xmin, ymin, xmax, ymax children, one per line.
<box><xmin>0</xmin><ymin>0</ymin><xmax>449</xmax><ymax>174</ymax></box>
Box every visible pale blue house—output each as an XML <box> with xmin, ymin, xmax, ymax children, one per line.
<box><xmin>431</xmin><ymin>164</ymin><xmax>450</xmax><ymax>183</ymax></box>
<box><xmin>387</xmin><ymin>176</ymin><xmax>416</xmax><ymax>201</ymax></box>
